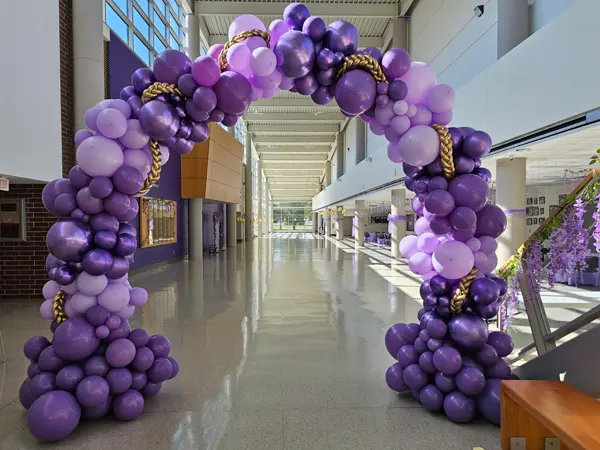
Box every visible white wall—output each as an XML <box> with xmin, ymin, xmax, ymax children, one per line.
<box><xmin>524</xmin><ymin>181</ymin><xmax>577</xmax><ymax>237</ymax></box>
<box><xmin>409</xmin><ymin>0</ymin><xmax>499</xmax><ymax>90</ymax></box>
<box><xmin>529</xmin><ymin>0</ymin><xmax>576</xmax><ymax>33</ymax></box>
<box><xmin>366</xmin><ymin>127</ymin><xmax>388</xmax><ymax>158</ymax></box>
<box><xmin>0</xmin><ymin>2</ymin><xmax>62</xmax><ymax>182</ymax></box>
<box><xmin>344</xmin><ymin>119</ymin><xmax>358</xmax><ymax>173</ymax></box>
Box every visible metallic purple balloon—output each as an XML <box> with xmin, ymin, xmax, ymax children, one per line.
<box><xmin>485</xmin><ymin>358</ymin><xmax>511</xmax><ymax>379</ymax></box>
<box><xmin>69</xmin><ymin>165</ymin><xmax>92</xmax><ymax>189</ymax></box>
<box><xmin>448</xmin><ymin>174</ymin><xmax>490</xmax><ymax>212</ymax></box>
<box><xmin>120</xmin><ymin>85</ymin><xmax>136</xmax><ymax>101</ymax></box>
<box><xmin>153</xmin><ymin>49</ymin><xmax>192</xmax><ymax>84</ymax></box>
<box><xmin>274</xmin><ymin>31</ymin><xmax>315</xmax><ymax>78</ymax></box>
<box><xmin>54</xmin><ymin>265</ymin><xmax>77</xmax><ymax>285</ymax></box>
<box><xmin>476</xmin><ymin>378</ymin><xmax>501</xmax><ymax>425</ymax></box>
<box><xmin>335</xmin><ymin>70</ymin><xmax>376</xmax><ymax>115</ymax></box>
<box><xmin>104</xmin><ymin>191</ymin><xmax>130</xmax><ymax>217</ymax></box>
<box><xmin>433</xmin><ymin>346</ymin><xmax>462</xmax><ymax>375</ymax></box>
<box><xmin>82</xmin><ymin>248</ymin><xmax>114</xmax><ymax>275</ymax></box>
<box><xmin>474</xmin><ymin>167</ymin><xmax>492</xmax><ymax>182</ymax></box>
<box><xmin>89</xmin><ymin>176</ymin><xmax>114</xmax><ymax>199</ymax></box>
<box><xmin>192</xmin><ymin>86</ymin><xmax>217</xmax><ymax>112</ymax></box>
<box><xmin>470</xmin><ymin>278</ymin><xmax>500</xmax><ymax>305</ymax></box>
<box><xmin>127</xmin><ymin>96</ymin><xmax>143</xmax><ymax>119</ymax></box>
<box><xmin>119</xmin><ymin>223</ymin><xmax>137</xmax><ymax>237</ymax></box>
<box><xmin>53</xmin><ymin>317</ymin><xmax>100</xmax><ymax>361</ymax></box>
<box><xmin>424</xmin><ymin>190</ymin><xmax>455</xmax><ymax>217</ymax></box>
<box><xmin>402</xmin><ymin>363</ymin><xmax>428</xmax><ymax>391</ymax></box>
<box><xmin>324</xmin><ymin>21</ymin><xmax>359</xmax><ymax>55</ymax></box>
<box><xmin>426</xmin><ymin>157</ymin><xmax>444</xmax><ymax>176</ymax></box>
<box><xmin>177</xmin><ymin>73</ymin><xmax>199</xmax><ymax>97</ymax></box>
<box><xmin>94</xmin><ymin>230</ymin><xmax>118</xmax><ymax>250</ymax></box>
<box><xmin>132</xmin><ymin>68</ymin><xmax>156</xmax><ymax>95</ymax></box>
<box><xmin>54</xmin><ymin>193</ymin><xmax>77</xmax><ymax>217</ymax></box>
<box><xmin>382</xmin><ymin>48</ymin><xmax>411</xmax><ymax>78</ymax></box>
<box><xmin>112</xmin><ymin>166</ymin><xmax>144</xmax><ymax>195</ymax></box>
<box><xmin>283</xmin><ymin>2</ymin><xmax>311</xmax><ymax>30</ymax></box>
<box><xmin>311</xmin><ymin>86</ymin><xmax>334</xmax><ymax>105</ymax></box>
<box><xmin>303</xmin><ymin>16</ymin><xmax>325</xmax><ymax>41</ymax></box>
<box><xmin>90</xmin><ymin>213</ymin><xmax>119</xmax><ymax>233</ymax></box>
<box><xmin>448</xmin><ymin>315</ymin><xmax>489</xmax><ymax>351</ymax></box>
<box><xmin>27</xmin><ymin>390</ymin><xmax>81</xmax><ymax>442</ymax></box>
<box><xmin>113</xmin><ymin>389</ymin><xmax>145</xmax><ymax>421</ymax></box>
<box><xmin>139</xmin><ymin>101</ymin><xmax>180</xmax><ymax>141</ymax></box>
<box><xmin>385</xmin><ymin>363</ymin><xmax>409</xmax><ymax>392</ymax></box>
<box><xmin>213</xmin><ymin>71</ymin><xmax>252</xmax><ymax>115</ymax></box>
<box><xmin>106</xmin><ymin>256</ymin><xmax>129</xmax><ymax>280</ymax></box>
<box><xmin>115</xmin><ymin>233</ymin><xmax>137</xmax><ymax>256</ymax></box>
<box><xmin>363</xmin><ymin>47</ymin><xmax>383</xmax><ymax>63</ymax></box>
<box><xmin>443</xmin><ymin>391</ymin><xmax>476</xmax><ymax>423</ymax></box>
<box><xmin>475</xmin><ymin>204</ymin><xmax>507</xmax><ymax>238</ymax></box>
<box><xmin>47</xmin><ymin>220</ymin><xmax>93</xmax><ymax>262</ymax></box>
<box><xmin>449</xmin><ymin>206</ymin><xmax>477</xmax><ymax>231</ymax></box>
<box><xmin>317</xmin><ymin>48</ymin><xmax>335</xmax><ymax>70</ymax></box>
<box><xmin>221</xmin><ymin>114</ymin><xmax>238</xmax><ymax>127</ymax></box>
<box><xmin>454</xmin><ymin>155</ymin><xmax>476</xmax><ymax>174</ymax></box>
<box><xmin>316</xmin><ymin>68</ymin><xmax>335</xmax><ymax>86</ymax></box>
<box><xmin>486</xmin><ymin>331</ymin><xmax>514</xmax><ymax>357</ymax></box>
<box><xmin>462</xmin><ymin>131</ymin><xmax>492</xmax><ymax>159</ymax></box>
<box><xmin>209</xmin><ymin>108</ymin><xmax>225</xmax><ymax>123</ymax></box>
<box><xmin>294</xmin><ymin>73</ymin><xmax>319</xmax><ymax>95</ymax></box>
<box><xmin>388</xmin><ymin>80</ymin><xmax>408</xmax><ymax>101</ymax></box>
<box><xmin>76</xmin><ymin>187</ymin><xmax>104</xmax><ymax>214</ymax></box>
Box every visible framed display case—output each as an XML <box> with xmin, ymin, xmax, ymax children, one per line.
<box><xmin>140</xmin><ymin>197</ymin><xmax>177</xmax><ymax>248</ymax></box>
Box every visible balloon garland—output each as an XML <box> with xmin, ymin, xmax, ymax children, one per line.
<box><xmin>23</xmin><ymin>2</ymin><xmax>514</xmax><ymax>441</ymax></box>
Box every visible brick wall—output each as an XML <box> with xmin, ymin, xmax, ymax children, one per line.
<box><xmin>0</xmin><ymin>0</ymin><xmax>74</xmax><ymax>299</ymax></box>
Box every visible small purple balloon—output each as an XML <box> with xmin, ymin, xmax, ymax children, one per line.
<box><xmin>385</xmin><ymin>363</ymin><xmax>409</xmax><ymax>392</ymax></box>
<box><xmin>147</xmin><ymin>357</ymin><xmax>173</xmax><ymax>383</ymax></box>
<box><xmin>419</xmin><ymin>384</ymin><xmax>444</xmax><ymax>411</ymax></box>
<box><xmin>147</xmin><ymin>334</ymin><xmax>171</xmax><ymax>358</ymax></box>
<box><xmin>402</xmin><ymin>364</ymin><xmax>428</xmax><ymax>391</ymax></box>
<box><xmin>132</xmin><ymin>346</ymin><xmax>155</xmax><ymax>372</ymax></box>
<box><xmin>444</xmin><ymin>391</ymin><xmax>476</xmax><ymax>423</ymax></box>
<box><xmin>24</xmin><ymin>336</ymin><xmax>50</xmax><ymax>361</ymax></box>
<box><xmin>56</xmin><ymin>365</ymin><xmax>85</xmax><ymax>391</ymax></box>
<box><xmin>113</xmin><ymin>389</ymin><xmax>145</xmax><ymax>421</ymax></box>
<box><xmin>37</xmin><ymin>346</ymin><xmax>67</xmax><ymax>372</ymax></box>
<box><xmin>129</xmin><ymin>329</ymin><xmax>150</xmax><ymax>348</ymax></box>
<box><xmin>76</xmin><ymin>375</ymin><xmax>109</xmax><ymax>408</ymax></box>
<box><xmin>131</xmin><ymin>371</ymin><xmax>148</xmax><ymax>391</ymax></box>
<box><xmin>106</xmin><ymin>367</ymin><xmax>133</xmax><ymax>395</ymax></box>
<box><xmin>84</xmin><ymin>355</ymin><xmax>110</xmax><ymax>377</ymax></box>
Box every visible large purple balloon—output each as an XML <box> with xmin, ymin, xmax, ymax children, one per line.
<box><xmin>382</xmin><ymin>48</ymin><xmax>411</xmax><ymax>79</ymax></box>
<box><xmin>386</xmin><ymin>363</ymin><xmax>409</xmax><ymax>392</ymax></box>
<box><xmin>324</xmin><ymin>21</ymin><xmax>359</xmax><ymax>55</ymax></box>
<box><xmin>448</xmin><ymin>315</ymin><xmax>489</xmax><ymax>351</ymax></box>
<box><xmin>46</xmin><ymin>220</ymin><xmax>93</xmax><ymax>262</ymax></box>
<box><xmin>397</xmin><ymin>344</ymin><xmax>418</xmax><ymax>367</ymax></box>
<box><xmin>138</xmin><ymin>101</ymin><xmax>180</xmax><ymax>141</ymax></box>
<box><xmin>443</xmin><ymin>391</ymin><xmax>476</xmax><ymax>423</ymax></box>
<box><xmin>403</xmin><ymin>364</ymin><xmax>428</xmax><ymax>391</ymax></box>
<box><xmin>274</xmin><ymin>31</ymin><xmax>315</xmax><ymax>78</ymax></box>
<box><xmin>419</xmin><ymin>384</ymin><xmax>444</xmax><ymax>411</ymax></box>
<box><xmin>53</xmin><ymin>317</ymin><xmax>100</xmax><ymax>361</ymax></box>
<box><xmin>462</xmin><ymin>131</ymin><xmax>492</xmax><ymax>159</ymax></box>
<box><xmin>470</xmin><ymin>278</ymin><xmax>501</xmax><ymax>305</ymax></box>
<box><xmin>475</xmin><ymin>204</ymin><xmax>507</xmax><ymax>238</ymax></box>
<box><xmin>335</xmin><ymin>70</ymin><xmax>376</xmax><ymax>116</ymax></box>
<box><xmin>385</xmin><ymin>323</ymin><xmax>406</xmax><ymax>358</ymax></box>
<box><xmin>27</xmin><ymin>390</ymin><xmax>81</xmax><ymax>442</ymax></box>
<box><xmin>433</xmin><ymin>346</ymin><xmax>462</xmax><ymax>375</ymax></box>
<box><xmin>424</xmin><ymin>190</ymin><xmax>455</xmax><ymax>217</ymax></box>
<box><xmin>476</xmin><ymin>378</ymin><xmax>501</xmax><ymax>425</ymax></box>
<box><xmin>153</xmin><ymin>49</ymin><xmax>192</xmax><ymax>84</ymax></box>
<box><xmin>487</xmin><ymin>331</ymin><xmax>514</xmax><ymax>357</ymax></box>
<box><xmin>448</xmin><ymin>174</ymin><xmax>490</xmax><ymax>212</ymax></box>
<box><xmin>455</xmin><ymin>366</ymin><xmax>486</xmax><ymax>396</ymax></box>
<box><xmin>213</xmin><ymin>71</ymin><xmax>252</xmax><ymax>115</ymax></box>
<box><xmin>283</xmin><ymin>2</ymin><xmax>311</xmax><ymax>30</ymax></box>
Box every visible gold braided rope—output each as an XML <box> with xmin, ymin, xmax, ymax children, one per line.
<box><xmin>336</xmin><ymin>54</ymin><xmax>388</xmax><ymax>84</ymax></box>
<box><xmin>450</xmin><ymin>267</ymin><xmax>478</xmax><ymax>315</ymax></box>
<box><xmin>136</xmin><ymin>82</ymin><xmax>183</xmax><ymax>195</ymax></box>
<box><xmin>52</xmin><ymin>290</ymin><xmax>68</xmax><ymax>324</ymax></box>
<box><xmin>218</xmin><ymin>30</ymin><xmax>271</xmax><ymax>72</ymax></box>
<box><xmin>432</xmin><ymin>124</ymin><xmax>455</xmax><ymax>180</ymax></box>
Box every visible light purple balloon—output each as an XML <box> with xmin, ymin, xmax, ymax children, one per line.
<box><xmin>228</xmin><ymin>14</ymin><xmax>266</xmax><ymax>39</ymax></box>
<box><xmin>98</xmin><ymin>283</ymin><xmax>130</xmax><ymax>313</ymax></box>
<box><xmin>75</xmin><ymin>129</ymin><xmax>94</xmax><ymax>146</ymax></box>
<box><xmin>427</xmin><ymin>84</ymin><xmax>455</xmax><ymax>113</ymax></box>
<box><xmin>77</xmin><ymin>136</ymin><xmax>124</xmax><ymax>177</ymax></box>
<box><xmin>77</xmin><ymin>272</ymin><xmax>108</xmax><ymax>297</ymax></box>
<box><xmin>409</xmin><ymin>252</ymin><xmax>433</xmax><ymax>275</ymax></box>
<box><xmin>432</xmin><ymin>240</ymin><xmax>475</xmax><ymax>280</ymax></box>
<box><xmin>96</xmin><ymin>108</ymin><xmax>128</xmax><ymax>139</ymax></box>
<box><xmin>191</xmin><ymin>55</ymin><xmax>221</xmax><ymax>87</ymax></box>
<box><xmin>129</xmin><ymin>287</ymin><xmax>149</xmax><ymax>306</ymax></box>
<box><xmin>417</xmin><ymin>233</ymin><xmax>439</xmax><ymax>254</ymax></box>
<box><xmin>400</xmin><ymin>235</ymin><xmax>419</xmax><ymax>259</ymax></box>
<box><xmin>479</xmin><ymin>236</ymin><xmax>498</xmax><ymax>253</ymax></box>
<box><xmin>398</xmin><ymin>125</ymin><xmax>440</xmax><ymax>167</ymax></box>
<box><xmin>119</xmin><ymin>119</ymin><xmax>150</xmax><ymax>149</ymax></box>
<box><xmin>400</xmin><ymin>62</ymin><xmax>437</xmax><ymax>104</ymax></box>
<box><xmin>410</xmin><ymin>104</ymin><xmax>433</xmax><ymax>126</ymax></box>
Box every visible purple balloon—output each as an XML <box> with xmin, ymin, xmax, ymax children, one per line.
<box><xmin>274</xmin><ymin>31</ymin><xmax>315</xmax><ymax>78</ymax></box>
<box><xmin>121</xmin><ymin>85</ymin><xmax>136</xmax><ymax>101</ymax></box>
<box><xmin>113</xmin><ymin>389</ymin><xmax>145</xmax><ymax>421</ymax></box>
<box><xmin>20</xmin><ymin>379</ymin><xmax>35</xmax><ymax>409</ymax></box>
<box><xmin>477</xmin><ymin>378</ymin><xmax>501</xmax><ymax>425</ymax></box>
<box><xmin>90</xmin><ymin>213</ymin><xmax>119</xmax><ymax>233</ymax></box>
<box><xmin>191</xmin><ymin>55</ymin><xmax>220</xmax><ymax>87</ymax></box>
<box><xmin>424</xmin><ymin>190</ymin><xmax>455</xmax><ymax>217</ymax></box>
<box><xmin>56</xmin><ymin>365</ymin><xmax>85</xmax><ymax>391</ymax></box>
<box><xmin>419</xmin><ymin>384</ymin><xmax>444</xmax><ymax>411</ymax></box>
<box><xmin>448</xmin><ymin>315</ymin><xmax>489</xmax><ymax>351</ymax></box>
<box><xmin>476</xmin><ymin>344</ymin><xmax>499</xmax><ymax>366</ymax></box>
<box><xmin>112</xmin><ymin>166</ymin><xmax>144</xmax><ymax>195</ymax></box>
<box><xmin>94</xmin><ymin>230</ymin><xmax>118</xmax><ymax>250</ymax></box>
<box><xmin>76</xmin><ymin>375</ymin><xmax>109</xmax><ymax>408</ymax></box>
<box><xmin>486</xmin><ymin>358</ymin><xmax>511</xmax><ymax>379</ymax></box>
<box><xmin>324</xmin><ymin>21</ymin><xmax>359</xmax><ymax>55</ymax></box>
<box><xmin>132</xmin><ymin>346</ymin><xmax>155</xmax><ymax>372</ymax></box>
<box><xmin>69</xmin><ymin>165</ymin><xmax>92</xmax><ymax>189</ymax></box>
<box><xmin>403</xmin><ymin>364</ymin><xmax>428</xmax><ymax>391</ymax></box>
<box><xmin>454</xmin><ymin>155</ymin><xmax>475</xmax><ymax>174</ymax></box>
<box><xmin>24</xmin><ymin>336</ymin><xmax>50</xmax><ymax>361</ymax></box>
<box><xmin>139</xmin><ymin>101</ymin><xmax>180</xmax><ymax>141</ymax></box>
<box><xmin>148</xmin><ymin>357</ymin><xmax>173</xmax><ymax>383</ymax></box>
<box><xmin>37</xmin><ymin>346</ymin><xmax>67</xmax><ymax>372</ymax></box>
<box><xmin>317</xmin><ymin>48</ymin><xmax>335</xmax><ymax>70</ymax></box>
<box><xmin>131</xmin><ymin>371</ymin><xmax>148</xmax><ymax>391</ymax></box>
<box><xmin>462</xmin><ymin>131</ymin><xmax>492</xmax><ymax>159</ymax></box>
<box><xmin>193</xmin><ymin>86</ymin><xmax>218</xmax><ymax>112</ymax></box>
<box><xmin>47</xmin><ymin>220</ymin><xmax>93</xmax><ymax>262</ymax></box>
<box><xmin>27</xmin><ymin>390</ymin><xmax>81</xmax><ymax>442</ymax></box>
<box><xmin>448</xmin><ymin>206</ymin><xmax>476</xmax><ymax>232</ymax></box>
<box><xmin>455</xmin><ymin>366</ymin><xmax>486</xmax><ymax>396</ymax></box>
<box><xmin>283</xmin><ymin>2</ymin><xmax>311</xmax><ymax>30</ymax></box>
<box><xmin>104</xmin><ymin>191</ymin><xmax>130</xmax><ymax>217</ymax></box>
<box><xmin>153</xmin><ymin>49</ymin><xmax>192</xmax><ymax>84</ymax></box>
<box><xmin>53</xmin><ymin>317</ymin><xmax>100</xmax><ymax>361</ymax></box>
<box><xmin>433</xmin><ymin>346</ymin><xmax>462</xmax><ymax>375</ymax></box>
<box><xmin>397</xmin><ymin>344</ymin><xmax>418</xmax><ymax>367</ymax></box>
<box><xmin>106</xmin><ymin>368</ymin><xmax>133</xmax><ymax>395</ymax></box>
<box><xmin>81</xmin><ymin>395</ymin><xmax>113</xmax><ymax>420</ymax></box>
<box><xmin>434</xmin><ymin>372</ymin><xmax>456</xmax><ymax>393</ymax></box>
<box><xmin>294</xmin><ymin>73</ymin><xmax>319</xmax><ymax>95</ymax></box>
<box><xmin>448</xmin><ymin>174</ymin><xmax>490</xmax><ymax>212</ymax></box>
<box><xmin>334</xmin><ymin>70</ymin><xmax>377</xmax><ymax>116</ymax></box>
<box><xmin>30</xmin><ymin>372</ymin><xmax>57</xmax><ymax>399</ymax></box>
<box><xmin>382</xmin><ymin>48</ymin><xmax>411</xmax><ymax>78</ymax></box>
<box><xmin>475</xmin><ymin>204</ymin><xmax>507</xmax><ymax>238</ymax></box>
<box><xmin>474</xmin><ymin>167</ymin><xmax>492</xmax><ymax>182</ymax></box>
<box><xmin>443</xmin><ymin>391</ymin><xmax>476</xmax><ymax>423</ymax></box>
<box><xmin>132</xmin><ymin>68</ymin><xmax>156</xmax><ymax>95</ymax></box>
<box><xmin>385</xmin><ymin>323</ymin><xmax>406</xmax><ymax>358</ymax></box>
<box><xmin>401</xmin><ymin>323</ymin><xmax>421</xmax><ymax>345</ymax></box>
<box><xmin>470</xmin><ymin>278</ymin><xmax>500</xmax><ymax>305</ymax></box>
<box><xmin>316</xmin><ymin>67</ymin><xmax>336</xmax><ymax>86</ymax></box>
<box><xmin>84</xmin><ymin>356</ymin><xmax>110</xmax><ymax>377</ymax></box>
<box><xmin>177</xmin><ymin>73</ymin><xmax>199</xmax><ymax>97</ymax></box>
<box><xmin>167</xmin><ymin>357</ymin><xmax>180</xmax><ymax>379</ymax></box>
<box><xmin>487</xmin><ymin>331</ymin><xmax>514</xmax><ymax>357</ymax></box>
<box><xmin>363</xmin><ymin>47</ymin><xmax>383</xmax><ymax>63</ymax></box>
<box><xmin>303</xmin><ymin>16</ymin><xmax>325</xmax><ymax>41</ymax></box>
<box><xmin>388</xmin><ymin>80</ymin><xmax>408</xmax><ymax>101</ymax></box>
<box><xmin>430</xmin><ymin>217</ymin><xmax>452</xmax><ymax>235</ymax></box>
<box><xmin>386</xmin><ymin>363</ymin><xmax>409</xmax><ymax>392</ymax></box>
<box><xmin>426</xmin><ymin>319</ymin><xmax>447</xmax><ymax>339</ymax></box>
<box><xmin>418</xmin><ymin>351</ymin><xmax>436</xmax><ymax>374</ymax></box>
<box><xmin>141</xmin><ymin>381</ymin><xmax>163</xmax><ymax>398</ymax></box>
<box><xmin>106</xmin><ymin>338</ymin><xmax>137</xmax><ymax>368</ymax></box>
<box><xmin>311</xmin><ymin>86</ymin><xmax>334</xmax><ymax>105</ymax></box>
<box><xmin>213</xmin><ymin>71</ymin><xmax>252</xmax><ymax>115</ymax></box>
<box><xmin>28</xmin><ymin>362</ymin><xmax>42</xmax><ymax>379</ymax></box>
<box><xmin>82</xmin><ymin>248</ymin><xmax>114</xmax><ymax>276</ymax></box>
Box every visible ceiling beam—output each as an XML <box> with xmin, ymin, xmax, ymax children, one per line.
<box><xmin>252</xmin><ymin>98</ymin><xmax>338</xmax><ymax>108</ymax></box>
<box><xmin>258</xmin><ymin>147</ymin><xmax>330</xmax><ymax>154</ymax></box>
<box><xmin>248</xmin><ymin>124</ymin><xmax>340</xmax><ymax>134</ymax></box>
<box><xmin>260</xmin><ymin>154</ymin><xmax>328</xmax><ymax>161</ymax></box>
<box><xmin>254</xmin><ymin>136</ymin><xmax>336</xmax><ymax>144</ymax></box>
<box><xmin>245</xmin><ymin>113</ymin><xmax>345</xmax><ymax>122</ymax></box>
<box><xmin>196</xmin><ymin>1</ymin><xmax>398</xmax><ymax>18</ymax></box>
<box><xmin>262</xmin><ymin>162</ymin><xmax>326</xmax><ymax>170</ymax></box>
<box><xmin>208</xmin><ymin>34</ymin><xmax>382</xmax><ymax>48</ymax></box>
<box><xmin>268</xmin><ymin>180</ymin><xmax>320</xmax><ymax>185</ymax></box>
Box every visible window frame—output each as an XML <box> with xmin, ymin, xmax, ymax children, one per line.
<box><xmin>0</xmin><ymin>198</ymin><xmax>26</xmax><ymax>242</ymax></box>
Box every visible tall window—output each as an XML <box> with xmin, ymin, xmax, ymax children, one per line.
<box><xmin>104</xmin><ymin>0</ymin><xmax>184</xmax><ymax>66</ymax></box>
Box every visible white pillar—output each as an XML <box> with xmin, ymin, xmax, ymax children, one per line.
<box><xmin>73</xmin><ymin>0</ymin><xmax>104</xmax><ymax>131</ymax></box>
<box><xmin>226</xmin><ymin>203</ymin><xmax>237</xmax><ymax>247</ymax></box>
<box><xmin>325</xmin><ymin>210</ymin><xmax>332</xmax><ymax>236</ymax></box>
<box><xmin>391</xmin><ymin>189</ymin><xmax>406</xmax><ymax>258</ymax></box>
<box><xmin>354</xmin><ymin>200</ymin><xmax>365</xmax><ymax>248</ymax></box>
<box><xmin>324</xmin><ymin>161</ymin><xmax>331</xmax><ymax>187</ymax></box>
<box><xmin>496</xmin><ymin>158</ymin><xmax>527</xmax><ymax>269</ymax></box>
<box><xmin>497</xmin><ymin>0</ymin><xmax>529</xmax><ymax>59</ymax></box>
<box><xmin>186</xmin><ymin>14</ymin><xmax>200</xmax><ymax>59</ymax></box>
<box><xmin>189</xmin><ymin>198</ymin><xmax>203</xmax><ymax>260</ymax></box>
<box><xmin>244</xmin><ymin>135</ymin><xmax>253</xmax><ymax>240</ymax></box>
<box><xmin>269</xmin><ymin>202</ymin><xmax>273</xmax><ymax>233</ymax></box>
<box><xmin>257</xmin><ymin>161</ymin><xmax>263</xmax><ymax>236</ymax></box>
<box><xmin>312</xmin><ymin>212</ymin><xmax>318</xmax><ymax>233</ymax></box>
<box><xmin>336</xmin><ymin>206</ymin><xmax>344</xmax><ymax>240</ymax></box>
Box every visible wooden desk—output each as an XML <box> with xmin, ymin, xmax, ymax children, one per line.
<box><xmin>501</xmin><ymin>380</ymin><xmax>600</xmax><ymax>449</ymax></box>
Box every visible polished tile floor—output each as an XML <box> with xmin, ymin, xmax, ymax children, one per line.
<box><xmin>0</xmin><ymin>235</ymin><xmax>500</xmax><ymax>449</ymax></box>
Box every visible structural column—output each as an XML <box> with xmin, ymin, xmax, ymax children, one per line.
<box><xmin>391</xmin><ymin>17</ymin><xmax>409</xmax><ymax>50</ymax></box>
<box><xmin>496</xmin><ymin>158</ymin><xmax>527</xmax><ymax>270</ymax></box>
<box><xmin>354</xmin><ymin>200</ymin><xmax>365</xmax><ymax>248</ymax></box>
<box><xmin>336</xmin><ymin>206</ymin><xmax>344</xmax><ymax>240</ymax></box>
<box><xmin>325</xmin><ymin>210</ymin><xmax>332</xmax><ymax>236</ymax></box>
<box><xmin>497</xmin><ymin>0</ymin><xmax>529</xmax><ymax>58</ymax></box>
<box><xmin>269</xmin><ymin>202</ymin><xmax>273</xmax><ymax>233</ymax></box>
<box><xmin>324</xmin><ymin>161</ymin><xmax>332</xmax><ymax>187</ymax></box>
<box><xmin>226</xmin><ymin>203</ymin><xmax>236</xmax><ymax>247</ymax></box>
<box><xmin>186</xmin><ymin>13</ymin><xmax>200</xmax><ymax>59</ymax></box>
<box><xmin>257</xmin><ymin>161</ymin><xmax>263</xmax><ymax>236</ymax></box>
<box><xmin>391</xmin><ymin>189</ymin><xmax>406</xmax><ymax>258</ymax></box>
<box><xmin>73</xmin><ymin>0</ymin><xmax>104</xmax><ymax>132</ymax></box>
<box><xmin>189</xmin><ymin>199</ymin><xmax>203</xmax><ymax>260</ymax></box>
<box><xmin>312</xmin><ymin>212</ymin><xmax>318</xmax><ymax>233</ymax></box>
<box><xmin>244</xmin><ymin>135</ymin><xmax>253</xmax><ymax>240</ymax></box>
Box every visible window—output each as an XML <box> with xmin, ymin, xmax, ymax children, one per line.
<box><xmin>154</xmin><ymin>11</ymin><xmax>167</xmax><ymax>38</ymax></box>
<box><xmin>154</xmin><ymin>35</ymin><xmax>166</xmax><ymax>54</ymax></box>
<box><xmin>135</xmin><ymin>0</ymin><xmax>149</xmax><ymax>13</ymax></box>
<box><xmin>134</xmin><ymin>36</ymin><xmax>151</xmax><ymax>65</ymax></box>
<box><xmin>106</xmin><ymin>4</ymin><xmax>129</xmax><ymax>43</ymax></box>
<box><xmin>156</xmin><ymin>0</ymin><xmax>167</xmax><ymax>15</ymax></box>
<box><xmin>113</xmin><ymin>0</ymin><xmax>128</xmax><ymax>13</ymax></box>
<box><xmin>0</xmin><ymin>199</ymin><xmax>26</xmax><ymax>241</ymax></box>
<box><xmin>169</xmin><ymin>13</ymin><xmax>180</xmax><ymax>35</ymax></box>
<box><xmin>200</xmin><ymin>41</ymin><xmax>206</xmax><ymax>56</ymax></box>
<box><xmin>169</xmin><ymin>33</ymin><xmax>180</xmax><ymax>50</ymax></box>
<box><xmin>169</xmin><ymin>0</ymin><xmax>180</xmax><ymax>16</ymax></box>
<box><xmin>140</xmin><ymin>197</ymin><xmax>177</xmax><ymax>247</ymax></box>
<box><xmin>133</xmin><ymin>9</ymin><xmax>150</xmax><ymax>38</ymax></box>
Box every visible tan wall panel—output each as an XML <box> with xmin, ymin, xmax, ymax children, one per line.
<box><xmin>181</xmin><ymin>178</ymin><xmax>207</xmax><ymax>198</ymax></box>
<box><xmin>181</xmin><ymin>159</ymin><xmax>208</xmax><ymax>180</ymax></box>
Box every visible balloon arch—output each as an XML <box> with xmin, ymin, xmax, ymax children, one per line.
<box><xmin>22</xmin><ymin>1</ymin><xmax>512</xmax><ymax>441</ymax></box>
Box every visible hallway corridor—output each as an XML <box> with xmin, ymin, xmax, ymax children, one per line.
<box><xmin>0</xmin><ymin>236</ymin><xmax>499</xmax><ymax>449</ymax></box>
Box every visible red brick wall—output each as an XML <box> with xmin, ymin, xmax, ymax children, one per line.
<box><xmin>0</xmin><ymin>0</ymin><xmax>74</xmax><ymax>299</ymax></box>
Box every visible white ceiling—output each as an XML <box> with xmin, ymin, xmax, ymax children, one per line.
<box><xmin>195</xmin><ymin>0</ymin><xmax>415</xmax><ymax>202</ymax></box>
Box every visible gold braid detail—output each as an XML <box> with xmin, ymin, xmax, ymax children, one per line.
<box><xmin>137</xmin><ymin>82</ymin><xmax>182</xmax><ymax>195</ymax></box>
<box><xmin>52</xmin><ymin>290</ymin><xmax>68</xmax><ymax>324</ymax></box>
<box><xmin>432</xmin><ymin>124</ymin><xmax>455</xmax><ymax>180</ymax></box>
<box><xmin>450</xmin><ymin>268</ymin><xmax>478</xmax><ymax>315</ymax></box>
<box><xmin>336</xmin><ymin>54</ymin><xmax>388</xmax><ymax>84</ymax></box>
<box><xmin>218</xmin><ymin>30</ymin><xmax>271</xmax><ymax>72</ymax></box>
